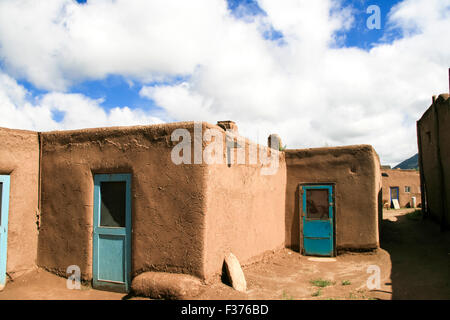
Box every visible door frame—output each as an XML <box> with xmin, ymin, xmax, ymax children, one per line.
<box><xmin>390</xmin><ymin>186</ymin><xmax>399</xmax><ymax>206</ymax></box>
<box><xmin>92</xmin><ymin>173</ymin><xmax>132</xmax><ymax>293</ymax></box>
<box><xmin>299</xmin><ymin>183</ymin><xmax>336</xmax><ymax>257</ymax></box>
<box><xmin>0</xmin><ymin>175</ymin><xmax>11</xmax><ymax>289</ymax></box>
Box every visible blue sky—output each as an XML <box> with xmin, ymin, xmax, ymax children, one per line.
<box><xmin>0</xmin><ymin>0</ymin><xmax>449</xmax><ymax>165</ymax></box>
<box><xmin>339</xmin><ymin>0</ymin><xmax>404</xmax><ymax>48</ymax></box>
<box><xmin>19</xmin><ymin>0</ymin><xmax>404</xmax><ymax>117</ymax></box>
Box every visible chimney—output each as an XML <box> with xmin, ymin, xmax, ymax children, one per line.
<box><xmin>268</xmin><ymin>134</ymin><xmax>283</xmax><ymax>150</ymax></box>
<box><xmin>217</xmin><ymin>120</ymin><xmax>238</xmax><ymax>133</ymax></box>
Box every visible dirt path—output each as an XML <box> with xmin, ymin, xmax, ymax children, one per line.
<box><xmin>381</xmin><ymin>209</ymin><xmax>450</xmax><ymax>299</ymax></box>
<box><xmin>195</xmin><ymin>208</ymin><xmax>450</xmax><ymax>300</ymax></box>
<box><xmin>195</xmin><ymin>248</ymin><xmax>392</xmax><ymax>300</ymax></box>
<box><xmin>0</xmin><ymin>268</ymin><xmax>128</xmax><ymax>300</ymax></box>
<box><xmin>0</xmin><ymin>209</ymin><xmax>448</xmax><ymax>300</ymax></box>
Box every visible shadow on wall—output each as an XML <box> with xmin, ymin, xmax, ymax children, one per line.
<box><xmin>379</xmin><ymin>211</ymin><xmax>450</xmax><ymax>299</ymax></box>
<box><xmin>378</xmin><ymin>189</ymin><xmax>383</xmax><ymax>238</ymax></box>
<box><xmin>289</xmin><ymin>187</ymin><xmax>301</xmax><ymax>252</ymax></box>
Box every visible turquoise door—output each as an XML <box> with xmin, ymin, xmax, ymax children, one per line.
<box><xmin>0</xmin><ymin>175</ymin><xmax>10</xmax><ymax>289</ymax></box>
<box><xmin>390</xmin><ymin>187</ymin><xmax>399</xmax><ymax>205</ymax></box>
<box><xmin>93</xmin><ymin>174</ymin><xmax>131</xmax><ymax>293</ymax></box>
<box><xmin>302</xmin><ymin>185</ymin><xmax>334</xmax><ymax>256</ymax></box>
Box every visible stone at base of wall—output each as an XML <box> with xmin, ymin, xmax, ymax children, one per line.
<box><xmin>204</xmin><ymin>246</ymin><xmax>284</xmax><ymax>284</ymax></box>
<box><xmin>131</xmin><ymin>271</ymin><xmax>203</xmax><ymax>299</ymax></box>
<box><xmin>224</xmin><ymin>253</ymin><xmax>247</xmax><ymax>292</ymax></box>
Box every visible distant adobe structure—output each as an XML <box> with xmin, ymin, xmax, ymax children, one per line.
<box><xmin>381</xmin><ymin>168</ymin><xmax>421</xmax><ymax>209</ymax></box>
<box><xmin>417</xmin><ymin>93</ymin><xmax>450</xmax><ymax>231</ymax></box>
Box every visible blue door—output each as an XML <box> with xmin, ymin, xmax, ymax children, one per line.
<box><xmin>302</xmin><ymin>185</ymin><xmax>334</xmax><ymax>256</ymax></box>
<box><xmin>93</xmin><ymin>174</ymin><xmax>131</xmax><ymax>293</ymax></box>
<box><xmin>0</xmin><ymin>175</ymin><xmax>10</xmax><ymax>289</ymax></box>
<box><xmin>390</xmin><ymin>187</ymin><xmax>399</xmax><ymax>206</ymax></box>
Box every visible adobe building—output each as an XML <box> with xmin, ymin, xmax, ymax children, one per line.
<box><xmin>417</xmin><ymin>93</ymin><xmax>450</xmax><ymax>230</ymax></box>
<box><xmin>381</xmin><ymin>168</ymin><xmax>421</xmax><ymax>209</ymax></box>
<box><xmin>0</xmin><ymin>121</ymin><xmax>382</xmax><ymax>294</ymax></box>
<box><xmin>285</xmin><ymin>146</ymin><xmax>382</xmax><ymax>255</ymax></box>
<box><xmin>0</xmin><ymin>128</ymin><xmax>40</xmax><ymax>289</ymax></box>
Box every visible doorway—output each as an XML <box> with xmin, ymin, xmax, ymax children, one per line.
<box><xmin>0</xmin><ymin>175</ymin><xmax>10</xmax><ymax>289</ymax></box>
<box><xmin>301</xmin><ymin>185</ymin><xmax>334</xmax><ymax>257</ymax></box>
<box><xmin>390</xmin><ymin>187</ymin><xmax>399</xmax><ymax>208</ymax></box>
<box><xmin>93</xmin><ymin>174</ymin><xmax>132</xmax><ymax>293</ymax></box>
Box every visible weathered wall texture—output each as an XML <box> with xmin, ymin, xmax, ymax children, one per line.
<box><xmin>37</xmin><ymin>121</ymin><xmax>288</xmax><ymax>282</ymax></box>
<box><xmin>4</xmin><ymin>119</ymin><xmax>384</xmax><ymax>285</ymax></box>
<box><xmin>381</xmin><ymin>169</ymin><xmax>421</xmax><ymax>208</ymax></box>
<box><xmin>37</xmin><ymin>122</ymin><xmax>208</xmax><ymax>280</ymax></box>
<box><xmin>0</xmin><ymin>128</ymin><xmax>39</xmax><ymax>277</ymax></box>
<box><xmin>417</xmin><ymin>94</ymin><xmax>450</xmax><ymax>229</ymax></box>
<box><xmin>285</xmin><ymin>145</ymin><xmax>381</xmax><ymax>252</ymax></box>
<box><xmin>202</xmin><ymin>126</ymin><xmax>286</xmax><ymax>281</ymax></box>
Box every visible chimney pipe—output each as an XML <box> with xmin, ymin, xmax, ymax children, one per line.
<box><xmin>217</xmin><ymin>120</ymin><xmax>238</xmax><ymax>133</ymax></box>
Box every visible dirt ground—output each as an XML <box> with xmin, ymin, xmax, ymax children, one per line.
<box><xmin>0</xmin><ymin>208</ymin><xmax>449</xmax><ymax>300</ymax></box>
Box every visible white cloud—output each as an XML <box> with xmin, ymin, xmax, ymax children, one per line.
<box><xmin>140</xmin><ymin>0</ymin><xmax>450</xmax><ymax>165</ymax></box>
<box><xmin>0</xmin><ymin>72</ymin><xmax>163</xmax><ymax>131</ymax></box>
<box><xmin>0</xmin><ymin>0</ymin><xmax>229</xmax><ymax>91</ymax></box>
<box><xmin>387</xmin><ymin>0</ymin><xmax>450</xmax><ymax>35</ymax></box>
<box><xmin>0</xmin><ymin>0</ymin><xmax>449</xmax><ymax>165</ymax></box>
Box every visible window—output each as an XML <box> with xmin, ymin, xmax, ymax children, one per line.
<box><xmin>306</xmin><ymin>189</ymin><xmax>329</xmax><ymax>220</ymax></box>
<box><xmin>100</xmin><ymin>181</ymin><xmax>126</xmax><ymax>227</ymax></box>
<box><xmin>405</xmin><ymin>186</ymin><xmax>411</xmax><ymax>193</ymax></box>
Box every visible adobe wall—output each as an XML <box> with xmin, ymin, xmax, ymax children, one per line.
<box><xmin>381</xmin><ymin>169</ymin><xmax>421</xmax><ymax>208</ymax></box>
<box><xmin>0</xmin><ymin>128</ymin><xmax>39</xmax><ymax>278</ymax></box>
<box><xmin>418</xmin><ymin>94</ymin><xmax>450</xmax><ymax>228</ymax></box>
<box><xmin>202</xmin><ymin>128</ymin><xmax>286</xmax><ymax>281</ymax></box>
<box><xmin>37</xmin><ymin>122</ymin><xmax>208</xmax><ymax>280</ymax></box>
<box><xmin>437</xmin><ymin>95</ymin><xmax>450</xmax><ymax>228</ymax></box>
<box><xmin>285</xmin><ymin>145</ymin><xmax>381</xmax><ymax>252</ymax></box>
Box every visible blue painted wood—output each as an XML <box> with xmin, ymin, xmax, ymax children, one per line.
<box><xmin>0</xmin><ymin>175</ymin><xmax>10</xmax><ymax>288</ymax></box>
<box><xmin>303</xmin><ymin>220</ymin><xmax>332</xmax><ymax>238</ymax></box>
<box><xmin>98</xmin><ymin>235</ymin><xmax>125</xmax><ymax>282</ymax></box>
<box><xmin>303</xmin><ymin>238</ymin><xmax>333</xmax><ymax>256</ymax></box>
<box><xmin>390</xmin><ymin>187</ymin><xmax>399</xmax><ymax>201</ymax></box>
<box><xmin>93</xmin><ymin>173</ymin><xmax>131</xmax><ymax>293</ymax></box>
<box><xmin>302</xmin><ymin>185</ymin><xmax>334</xmax><ymax>256</ymax></box>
